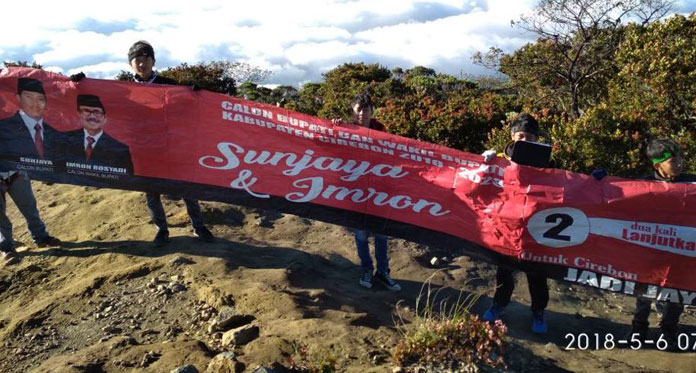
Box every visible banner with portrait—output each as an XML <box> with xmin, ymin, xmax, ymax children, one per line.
<box><xmin>2</xmin><ymin>67</ymin><xmax>696</xmax><ymax>305</ymax></box>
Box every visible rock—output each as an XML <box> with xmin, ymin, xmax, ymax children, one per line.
<box><xmin>206</xmin><ymin>352</ymin><xmax>238</xmax><ymax>373</ymax></box>
<box><xmin>170</xmin><ymin>283</ymin><xmax>186</xmax><ymax>292</ymax></box>
<box><xmin>221</xmin><ymin>324</ymin><xmax>259</xmax><ymax>346</ymax></box>
<box><xmin>208</xmin><ymin>307</ymin><xmax>253</xmax><ymax>332</ymax></box>
<box><xmin>110</xmin><ymin>336</ymin><xmax>136</xmax><ymax>349</ymax></box>
<box><xmin>544</xmin><ymin>342</ymin><xmax>560</xmax><ymax>353</ymax></box>
<box><xmin>170</xmin><ymin>256</ymin><xmax>195</xmax><ymax>267</ymax></box>
<box><xmin>252</xmin><ymin>366</ymin><xmax>284</xmax><ymax>373</ymax></box>
<box><xmin>140</xmin><ymin>351</ymin><xmax>161</xmax><ymax>368</ymax></box>
<box><xmin>171</xmin><ymin>364</ymin><xmax>199</xmax><ymax>373</ymax></box>
<box><xmin>430</xmin><ymin>257</ymin><xmax>439</xmax><ymax>266</ymax></box>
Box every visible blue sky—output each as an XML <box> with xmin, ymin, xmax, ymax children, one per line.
<box><xmin>1</xmin><ymin>0</ymin><xmax>694</xmax><ymax>87</ymax></box>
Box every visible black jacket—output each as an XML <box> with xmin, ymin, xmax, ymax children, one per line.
<box><xmin>62</xmin><ymin>129</ymin><xmax>133</xmax><ymax>174</ymax></box>
<box><xmin>642</xmin><ymin>170</ymin><xmax>696</xmax><ymax>183</ymax></box>
<box><xmin>134</xmin><ymin>72</ymin><xmax>178</xmax><ymax>86</ymax></box>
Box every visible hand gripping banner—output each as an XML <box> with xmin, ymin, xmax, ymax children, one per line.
<box><xmin>2</xmin><ymin>68</ymin><xmax>696</xmax><ymax>305</ymax></box>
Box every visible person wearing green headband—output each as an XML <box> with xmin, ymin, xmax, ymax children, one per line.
<box><xmin>647</xmin><ymin>139</ymin><xmax>685</xmax><ymax>181</ymax></box>
<box><xmin>629</xmin><ymin>138</ymin><xmax>695</xmax><ymax>350</ymax></box>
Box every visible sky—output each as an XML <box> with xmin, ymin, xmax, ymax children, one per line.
<box><xmin>1</xmin><ymin>0</ymin><xmax>695</xmax><ymax>87</ymax></box>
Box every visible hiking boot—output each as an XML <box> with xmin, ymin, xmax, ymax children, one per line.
<box><xmin>35</xmin><ymin>235</ymin><xmax>61</xmax><ymax>248</ymax></box>
<box><xmin>532</xmin><ymin>310</ymin><xmax>548</xmax><ymax>334</ymax></box>
<box><xmin>2</xmin><ymin>250</ymin><xmax>20</xmax><ymax>265</ymax></box>
<box><xmin>374</xmin><ymin>271</ymin><xmax>401</xmax><ymax>292</ymax></box>
<box><xmin>359</xmin><ymin>270</ymin><xmax>373</xmax><ymax>289</ymax></box>
<box><xmin>193</xmin><ymin>227</ymin><xmax>215</xmax><ymax>242</ymax></box>
<box><xmin>153</xmin><ymin>230</ymin><xmax>170</xmax><ymax>247</ymax></box>
<box><xmin>482</xmin><ymin>303</ymin><xmax>505</xmax><ymax>322</ymax></box>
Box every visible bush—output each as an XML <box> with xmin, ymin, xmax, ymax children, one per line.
<box><xmin>286</xmin><ymin>342</ymin><xmax>337</xmax><ymax>373</ymax></box>
<box><xmin>392</xmin><ymin>278</ymin><xmax>507</xmax><ymax>372</ymax></box>
<box><xmin>380</xmin><ymin>90</ymin><xmax>517</xmax><ymax>153</ymax></box>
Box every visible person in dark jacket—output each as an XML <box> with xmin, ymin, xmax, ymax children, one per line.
<box><xmin>629</xmin><ymin>138</ymin><xmax>695</xmax><ymax>349</ymax></box>
<box><xmin>481</xmin><ymin>113</ymin><xmax>551</xmax><ymax>334</ymax></box>
<box><xmin>62</xmin><ymin>94</ymin><xmax>133</xmax><ymax>174</ymax></box>
<box><xmin>127</xmin><ymin>40</ymin><xmax>214</xmax><ymax>247</ymax></box>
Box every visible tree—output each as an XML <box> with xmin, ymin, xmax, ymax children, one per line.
<box><xmin>286</xmin><ymin>82</ymin><xmax>324</xmax><ymax>115</ymax></box>
<box><xmin>115</xmin><ymin>61</ymin><xmax>272</xmax><ymax>96</ymax></box>
<box><xmin>160</xmin><ymin>62</ymin><xmax>237</xmax><ymax>95</ymax></box>
<box><xmin>3</xmin><ymin>61</ymin><xmax>43</xmax><ymax>69</ymax></box>
<box><xmin>318</xmin><ymin>62</ymin><xmax>392</xmax><ymax>120</ymax></box>
<box><xmin>223</xmin><ymin>61</ymin><xmax>271</xmax><ymax>84</ymax></box>
<box><xmin>474</xmin><ymin>0</ymin><xmax>673</xmax><ymax>118</ymax></box>
<box><xmin>270</xmin><ymin>85</ymin><xmax>299</xmax><ymax>107</ymax></box>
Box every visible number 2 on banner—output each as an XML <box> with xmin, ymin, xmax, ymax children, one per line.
<box><xmin>527</xmin><ymin>207</ymin><xmax>590</xmax><ymax>248</ymax></box>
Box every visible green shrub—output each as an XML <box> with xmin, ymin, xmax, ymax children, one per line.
<box><xmin>286</xmin><ymin>342</ymin><xmax>337</xmax><ymax>373</ymax></box>
<box><xmin>392</xmin><ymin>278</ymin><xmax>507</xmax><ymax>371</ymax></box>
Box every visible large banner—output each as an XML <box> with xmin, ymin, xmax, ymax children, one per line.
<box><xmin>2</xmin><ymin>68</ymin><xmax>696</xmax><ymax>305</ymax></box>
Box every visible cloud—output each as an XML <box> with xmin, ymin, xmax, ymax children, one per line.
<box><xmin>2</xmin><ymin>0</ymin><xmax>694</xmax><ymax>87</ymax></box>
<box><xmin>74</xmin><ymin>18</ymin><xmax>139</xmax><ymax>35</ymax></box>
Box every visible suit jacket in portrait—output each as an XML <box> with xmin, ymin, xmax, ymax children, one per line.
<box><xmin>0</xmin><ymin>111</ymin><xmax>63</xmax><ymax>160</ymax></box>
<box><xmin>63</xmin><ymin>129</ymin><xmax>134</xmax><ymax>175</ymax></box>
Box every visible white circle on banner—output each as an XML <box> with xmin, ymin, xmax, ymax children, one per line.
<box><xmin>527</xmin><ymin>207</ymin><xmax>590</xmax><ymax>248</ymax></box>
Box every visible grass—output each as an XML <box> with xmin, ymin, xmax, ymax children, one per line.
<box><xmin>286</xmin><ymin>342</ymin><xmax>337</xmax><ymax>373</ymax></box>
<box><xmin>392</xmin><ymin>272</ymin><xmax>507</xmax><ymax>372</ymax></box>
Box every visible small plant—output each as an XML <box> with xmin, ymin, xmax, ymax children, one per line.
<box><xmin>392</xmin><ymin>273</ymin><xmax>507</xmax><ymax>372</ymax></box>
<box><xmin>286</xmin><ymin>342</ymin><xmax>337</xmax><ymax>373</ymax></box>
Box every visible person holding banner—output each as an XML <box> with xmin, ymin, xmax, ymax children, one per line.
<box><xmin>127</xmin><ymin>40</ymin><xmax>214</xmax><ymax>247</ymax></box>
<box><xmin>629</xmin><ymin>138</ymin><xmax>695</xmax><ymax>349</ymax></box>
<box><xmin>481</xmin><ymin>113</ymin><xmax>550</xmax><ymax>334</ymax></box>
<box><xmin>334</xmin><ymin>93</ymin><xmax>401</xmax><ymax>292</ymax></box>
<box><xmin>62</xmin><ymin>94</ymin><xmax>134</xmax><ymax>174</ymax></box>
<box><xmin>0</xmin><ymin>78</ymin><xmax>62</xmax><ymax>264</ymax></box>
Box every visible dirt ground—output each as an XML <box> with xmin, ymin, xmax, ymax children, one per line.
<box><xmin>0</xmin><ymin>182</ymin><xmax>695</xmax><ymax>372</ymax></box>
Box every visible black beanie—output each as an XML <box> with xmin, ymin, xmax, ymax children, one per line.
<box><xmin>128</xmin><ymin>40</ymin><xmax>155</xmax><ymax>62</ymax></box>
<box><xmin>509</xmin><ymin>113</ymin><xmax>539</xmax><ymax>136</ymax></box>
<box><xmin>17</xmin><ymin>78</ymin><xmax>45</xmax><ymax>95</ymax></box>
<box><xmin>77</xmin><ymin>94</ymin><xmax>105</xmax><ymax>114</ymax></box>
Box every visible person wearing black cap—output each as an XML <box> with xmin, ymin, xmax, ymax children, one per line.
<box><xmin>480</xmin><ymin>113</ymin><xmax>551</xmax><ymax>334</ymax></box>
<box><xmin>0</xmin><ymin>78</ymin><xmax>63</xmax><ymax>160</ymax></box>
<box><xmin>0</xmin><ymin>78</ymin><xmax>62</xmax><ymax>263</ymax></box>
<box><xmin>126</xmin><ymin>40</ymin><xmax>214</xmax><ymax>247</ymax></box>
<box><xmin>62</xmin><ymin>94</ymin><xmax>133</xmax><ymax>174</ymax></box>
<box><xmin>128</xmin><ymin>40</ymin><xmax>178</xmax><ymax>85</ymax></box>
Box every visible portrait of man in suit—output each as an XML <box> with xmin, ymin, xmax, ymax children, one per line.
<box><xmin>0</xmin><ymin>78</ymin><xmax>63</xmax><ymax>161</ymax></box>
<box><xmin>63</xmin><ymin>94</ymin><xmax>133</xmax><ymax>174</ymax></box>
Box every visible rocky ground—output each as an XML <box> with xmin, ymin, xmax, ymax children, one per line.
<box><xmin>0</xmin><ymin>183</ymin><xmax>695</xmax><ymax>372</ymax></box>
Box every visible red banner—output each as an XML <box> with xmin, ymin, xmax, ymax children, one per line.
<box><xmin>2</xmin><ymin>68</ymin><xmax>696</xmax><ymax>305</ymax></box>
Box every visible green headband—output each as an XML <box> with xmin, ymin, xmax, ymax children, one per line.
<box><xmin>651</xmin><ymin>151</ymin><xmax>672</xmax><ymax>165</ymax></box>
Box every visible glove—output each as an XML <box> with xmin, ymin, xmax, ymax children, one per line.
<box><xmin>481</xmin><ymin>149</ymin><xmax>497</xmax><ymax>163</ymax></box>
<box><xmin>69</xmin><ymin>72</ymin><xmax>86</xmax><ymax>82</ymax></box>
<box><xmin>191</xmin><ymin>83</ymin><xmax>202</xmax><ymax>91</ymax></box>
<box><xmin>591</xmin><ymin>168</ymin><xmax>607</xmax><ymax>180</ymax></box>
